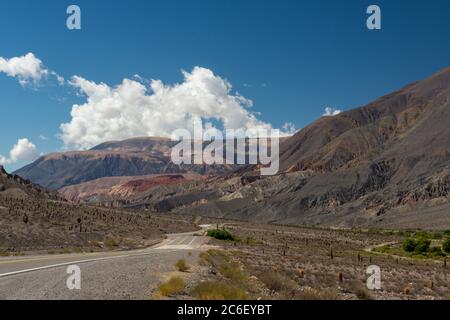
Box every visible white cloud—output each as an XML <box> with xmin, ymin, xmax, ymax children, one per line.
<box><xmin>61</xmin><ymin>67</ymin><xmax>294</xmax><ymax>150</ymax></box>
<box><xmin>0</xmin><ymin>138</ymin><xmax>39</xmax><ymax>165</ymax></box>
<box><xmin>0</xmin><ymin>53</ymin><xmax>64</xmax><ymax>86</ymax></box>
<box><xmin>322</xmin><ymin>107</ymin><xmax>342</xmax><ymax>117</ymax></box>
<box><xmin>39</xmin><ymin>135</ymin><xmax>49</xmax><ymax>141</ymax></box>
<box><xmin>282</xmin><ymin>122</ymin><xmax>297</xmax><ymax>133</ymax></box>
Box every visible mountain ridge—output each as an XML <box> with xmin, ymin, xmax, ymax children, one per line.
<box><xmin>13</xmin><ymin>67</ymin><xmax>450</xmax><ymax>228</ymax></box>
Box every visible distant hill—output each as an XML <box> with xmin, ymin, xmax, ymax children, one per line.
<box><xmin>13</xmin><ymin>67</ymin><xmax>450</xmax><ymax>229</ymax></box>
<box><xmin>14</xmin><ymin>137</ymin><xmax>237</xmax><ymax>190</ymax></box>
<box><xmin>0</xmin><ymin>165</ymin><xmax>196</xmax><ymax>253</ymax></box>
<box><xmin>0</xmin><ymin>165</ymin><xmax>60</xmax><ymax>200</ymax></box>
<box><xmin>115</xmin><ymin>67</ymin><xmax>450</xmax><ymax>229</ymax></box>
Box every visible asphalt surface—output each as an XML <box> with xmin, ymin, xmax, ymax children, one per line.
<box><xmin>0</xmin><ymin>228</ymin><xmax>211</xmax><ymax>300</ymax></box>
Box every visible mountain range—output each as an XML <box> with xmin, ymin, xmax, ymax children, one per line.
<box><xmin>13</xmin><ymin>67</ymin><xmax>450</xmax><ymax>229</ymax></box>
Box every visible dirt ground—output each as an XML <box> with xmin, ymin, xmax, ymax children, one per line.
<box><xmin>193</xmin><ymin>223</ymin><xmax>450</xmax><ymax>300</ymax></box>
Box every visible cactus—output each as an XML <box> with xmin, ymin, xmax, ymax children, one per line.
<box><xmin>298</xmin><ymin>268</ymin><xmax>305</xmax><ymax>278</ymax></box>
<box><xmin>338</xmin><ymin>272</ymin><xmax>343</xmax><ymax>283</ymax></box>
<box><xmin>403</xmin><ymin>286</ymin><xmax>412</xmax><ymax>295</ymax></box>
<box><xmin>330</xmin><ymin>245</ymin><xmax>334</xmax><ymax>260</ymax></box>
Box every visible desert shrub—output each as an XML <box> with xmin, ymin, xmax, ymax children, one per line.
<box><xmin>191</xmin><ymin>281</ymin><xmax>248</xmax><ymax>300</ymax></box>
<box><xmin>355</xmin><ymin>287</ymin><xmax>373</xmax><ymax>300</ymax></box>
<box><xmin>199</xmin><ymin>251</ymin><xmax>213</xmax><ymax>265</ymax></box>
<box><xmin>199</xmin><ymin>250</ymin><xmax>248</xmax><ymax>284</ymax></box>
<box><xmin>104</xmin><ymin>237</ymin><xmax>120</xmax><ymax>248</ymax></box>
<box><xmin>415</xmin><ymin>231</ymin><xmax>432</xmax><ymax>239</ymax></box>
<box><xmin>403</xmin><ymin>238</ymin><xmax>417</xmax><ymax>252</ymax></box>
<box><xmin>403</xmin><ymin>286</ymin><xmax>412</xmax><ymax>295</ymax></box>
<box><xmin>207</xmin><ymin>229</ymin><xmax>236</xmax><ymax>241</ymax></box>
<box><xmin>158</xmin><ymin>276</ymin><xmax>185</xmax><ymax>297</ymax></box>
<box><xmin>398</xmin><ymin>230</ymin><xmax>414</xmax><ymax>237</ymax></box>
<box><xmin>258</xmin><ymin>272</ymin><xmax>296</xmax><ymax>292</ymax></box>
<box><xmin>443</xmin><ymin>230</ymin><xmax>450</xmax><ymax>237</ymax></box>
<box><xmin>414</xmin><ymin>238</ymin><xmax>431</xmax><ymax>254</ymax></box>
<box><xmin>176</xmin><ymin>259</ymin><xmax>189</xmax><ymax>272</ymax></box>
<box><xmin>428</xmin><ymin>246</ymin><xmax>445</xmax><ymax>257</ymax></box>
<box><xmin>431</xmin><ymin>232</ymin><xmax>443</xmax><ymax>240</ymax></box>
<box><xmin>219</xmin><ymin>260</ymin><xmax>247</xmax><ymax>282</ymax></box>
<box><xmin>442</xmin><ymin>238</ymin><xmax>450</xmax><ymax>254</ymax></box>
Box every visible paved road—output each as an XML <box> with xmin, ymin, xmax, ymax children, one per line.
<box><xmin>0</xmin><ymin>227</ymin><xmax>211</xmax><ymax>300</ymax></box>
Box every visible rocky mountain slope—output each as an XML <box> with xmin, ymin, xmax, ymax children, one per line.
<box><xmin>14</xmin><ymin>137</ymin><xmax>236</xmax><ymax>190</ymax></box>
<box><xmin>109</xmin><ymin>67</ymin><xmax>450</xmax><ymax>229</ymax></box>
<box><xmin>13</xmin><ymin>67</ymin><xmax>450</xmax><ymax>229</ymax></box>
<box><xmin>59</xmin><ymin>173</ymin><xmax>204</xmax><ymax>205</ymax></box>
<box><xmin>0</xmin><ymin>165</ymin><xmax>196</xmax><ymax>253</ymax></box>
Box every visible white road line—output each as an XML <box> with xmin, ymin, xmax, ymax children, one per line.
<box><xmin>177</xmin><ymin>236</ymin><xmax>188</xmax><ymax>245</ymax></box>
<box><xmin>0</xmin><ymin>249</ymin><xmax>181</xmax><ymax>279</ymax></box>
<box><xmin>0</xmin><ymin>255</ymin><xmax>130</xmax><ymax>278</ymax></box>
<box><xmin>0</xmin><ymin>232</ymin><xmax>209</xmax><ymax>279</ymax></box>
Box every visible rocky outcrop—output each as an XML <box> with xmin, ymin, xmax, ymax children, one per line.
<box><xmin>118</xmin><ymin>67</ymin><xmax>450</xmax><ymax>229</ymax></box>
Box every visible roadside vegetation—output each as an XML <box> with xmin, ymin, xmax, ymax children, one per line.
<box><xmin>157</xmin><ymin>276</ymin><xmax>186</xmax><ymax>297</ymax></box>
<box><xmin>193</xmin><ymin>250</ymin><xmax>250</xmax><ymax>299</ymax></box>
<box><xmin>192</xmin><ymin>281</ymin><xmax>248</xmax><ymax>300</ymax></box>
<box><xmin>175</xmin><ymin>259</ymin><xmax>190</xmax><ymax>272</ymax></box>
<box><xmin>199</xmin><ymin>224</ymin><xmax>450</xmax><ymax>300</ymax></box>
<box><xmin>374</xmin><ymin>231</ymin><xmax>450</xmax><ymax>260</ymax></box>
<box><xmin>194</xmin><ymin>249</ymin><xmax>347</xmax><ymax>300</ymax></box>
<box><xmin>206</xmin><ymin>229</ymin><xmax>237</xmax><ymax>241</ymax></box>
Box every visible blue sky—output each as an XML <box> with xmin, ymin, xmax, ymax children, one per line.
<box><xmin>0</xmin><ymin>0</ymin><xmax>449</xmax><ymax>170</ymax></box>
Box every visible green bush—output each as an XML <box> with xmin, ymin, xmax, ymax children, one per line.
<box><xmin>428</xmin><ymin>246</ymin><xmax>445</xmax><ymax>257</ymax></box>
<box><xmin>415</xmin><ymin>231</ymin><xmax>432</xmax><ymax>239</ymax></box>
<box><xmin>403</xmin><ymin>238</ymin><xmax>417</xmax><ymax>252</ymax></box>
<box><xmin>414</xmin><ymin>238</ymin><xmax>431</xmax><ymax>254</ymax></box>
<box><xmin>207</xmin><ymin>229</ymin><xmax>237</xmax><ymax>241</ymax></box>
<box><xmin>442</xmin><ymin>238</ymin><xmax>450</xmax><ymax>254</ymax></box>
<box><xmin>431</xmin><ymin>232</ymin><xmax>443</xmax><ymax>240</ymax></box>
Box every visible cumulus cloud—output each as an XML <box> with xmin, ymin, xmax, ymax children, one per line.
<box><xmin>0</xmin><ymin>138</ymin><xmax>39</xmax><ymax>165</ymax></box>
<box><xmin>322</xmin><ymin>107</ymin><xmax>342</xmax><ymax>117</ymax></box>
<box><xmin>282</xmin><ymin>122</ymin><xmax>297</xmax><ymax>134</ymax></box>
<box><xmin>61</xmin><ymin>67</ymin><xmax>294</xmax><ymax>150</ymax></box>
<box><xmin>0</xmin><ymin>53</ymin><xmax>63</xmax><ymax>86</ymax></box>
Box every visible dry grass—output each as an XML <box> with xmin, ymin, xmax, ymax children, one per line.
<box><xmin>158</xmin><ymin>276</ymin><xmax>186</xmax><ymax>297</ymax></box>
<box><xmin>192</xmin><ymin>281</ymin><xmax>248</xmax><ymax>300</ymax></box>
<box><xmin>104</xmin><ymin>237</ymin><xmax>120</xmax><ymax>248</ymax></box>
<box><xmin>176</xmin><ymin>259</ymin><xmax>190</xmax><ymax>272</ymax></box>
<box><xmin>257</xmin><ymin>271</ymin><xmax>296</xmax><ymax>293</ymax></box>
<box><xmin>201</xmin><ymin>223</ymin><xmax>450</xmax><ymax>300</ymax></box>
